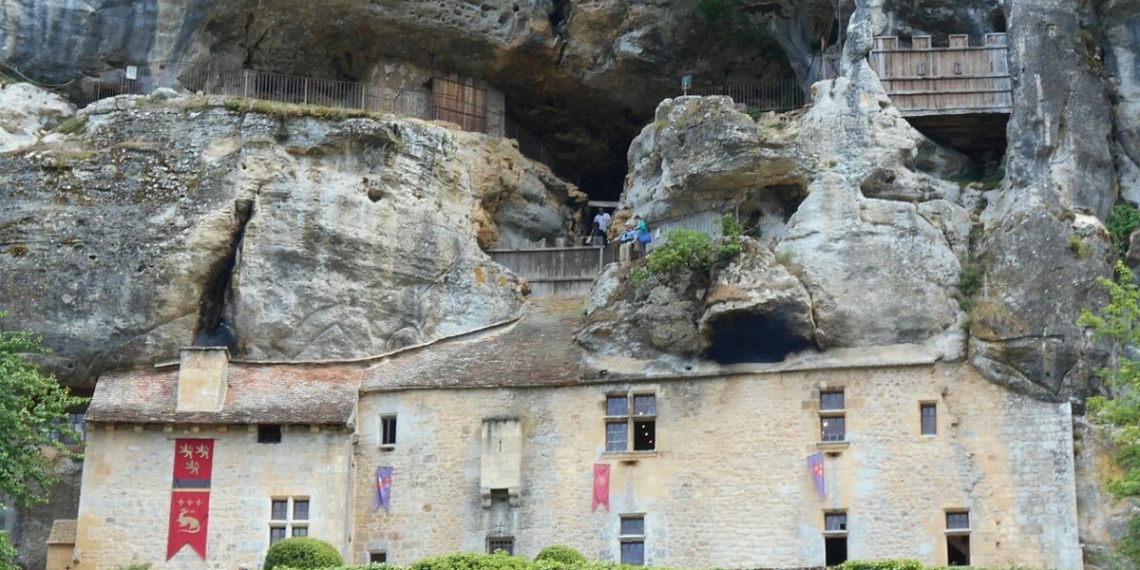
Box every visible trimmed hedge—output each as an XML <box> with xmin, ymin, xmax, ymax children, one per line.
<box><xmin>535</xmin><ymin>546</ymin><xmax>587</xmax><ymax>566</ymax></box>
<box><xmin>271</xmin><ymin>553</ymin><xmax>1050</xmax><ymax>570</ymax></box>
<box><xmin>263</xmin><ymin>537</ymin><xmax>345</xmax><ymax>570</ymax></box>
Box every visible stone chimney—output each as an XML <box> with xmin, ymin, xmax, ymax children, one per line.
<box><xmin>176</xmin><ymin>347</ymin><xmax>229</xmax><ymax>412</ymax></box>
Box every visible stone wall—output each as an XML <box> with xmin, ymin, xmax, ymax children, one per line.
<box><xmin>75</xmin><ymin>425</ymin><xmax>354</xmax><ymax>570</ymax></box>
<box><xmin>354</xmin><ymin>362</ymin><xmax>1081</xmax><ymax>568</ymax></box>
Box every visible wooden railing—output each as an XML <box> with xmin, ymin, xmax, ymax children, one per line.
<box><xmin>870</xmin><ymin>33</ymin><xmax>1012</xmax><ymax>116</ymax></box>
<box><xmin>488</xmin><ymin>245</ymin><xmax>617</xmax><ymax>297</ymax></box>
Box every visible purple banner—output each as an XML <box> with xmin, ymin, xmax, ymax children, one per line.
<box><xmin>807</xmin><ymin>452</ymin><xmax>825</xmax><ymax>498</ymax></box>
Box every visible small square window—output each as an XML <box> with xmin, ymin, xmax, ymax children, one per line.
<box><xmin>381</xmin><ymin>415</ymin><xmax>397</xmax><ymax>446</ymax></box>
<box><xmin>821</xmin><ymin>416</ymin><xmax>846</xmax><ymax>442</ymax></box>
<box><xmin>369</xmin><ymin>552</ymin><xmax>388</xmax><ymax>563</ymax></box>
<box><xmin>820</xmin><ymin>390</ymin><xmax>845</xmax><ymax>411</ymax></box>
<box><xmin>293</xmin><ymin>499</ymin><xmax>310</xmax><ymax>520</ymax></box>
<box><xmin>632</xmin><ymin>420</ymin><xmax>655</xmax><ymax>451</ymax></box>
<box><xmin>620</xmin><ymin>541</ymin><xmax>645</xmax><ymax>565</ymax></box>
<box><xmin>606</xmin><ymin>422</ymin><xmax>628</xmax><ymax>452</ymax></box>
<box><xmin>270</xmin><ymin>526</ymin><xmax>287</xmax><ymax>544</ymax></box>
<box><xmin>291</xmin><ymin>526</ymin><xmax>308</xmax><ymax>537</ymax></box>
<box><xmin>825</xmin><ymin>512</ymin><xmax>848</xmax><ymax>532</ymax></box>
<box><xmin>606</xmin><ymin>395</ymin><xmax>629</xmax><ymax>416</ymax></box>
<box><xmin>921</xmin><ymin>403</ymin><xmax>937</xmax><ymax>435</ymax></box>
<box><xmin>258</xmin><ymin>424</ymin><xmax>282</xmax><ymax>444</ymax></box>
<box><xmin>487</xmin><ymin>536</ymin><xmax>514</xmax><ymax>555</ymax></box>
<box><xmin>946</xmin><ymin>511</ymin><xmax>969</xmax><ymax>530</ymax></box>
<box><xmin>633</xmin><ymin>395</ymin><xmax>656</xmax><ymax>416</ymax></box>
<box><xmin>620</xmin><ymin>516</ymin><xmax>645</xmax><ymax>536</ymax></box>
<box><xmin>271</xmin><ymin>500</ymin><xmax>288</xmax><ymax>521</ymax></box>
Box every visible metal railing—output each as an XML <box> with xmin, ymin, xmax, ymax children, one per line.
<box><xmin>62</xmin><ymin>62</ymin><xmax>593</xmax><ymax>179</ymax></box>
<box><xmin>683</xmin><ymin>79</ymin><xmax>806</xmax><ymax>113</ymax></box>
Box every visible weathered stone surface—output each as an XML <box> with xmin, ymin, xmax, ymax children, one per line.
<box><xmin>0</xmin><ymin>82</ymin><xmax>73</xmax><ymax>152</ymax></box>
<box><xmin>966</xmin><ymin>0</ymin><xmax>1117</xmax><ymax>399</ymax></box>
<box><xmin>0</xmin><ymin>89</ymin><xmax>581</xmax><ymax>384</ymax></box>
<box><xmin>699</xmin><ymin>239</ymin><xmax>815</xmax><ymax>363</ymax></box>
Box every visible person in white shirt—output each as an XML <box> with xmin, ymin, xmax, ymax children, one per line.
<box><xmin>593</xmin><ymin>210</ymin><xmax>612</xmax><ymax>245</ymax></box>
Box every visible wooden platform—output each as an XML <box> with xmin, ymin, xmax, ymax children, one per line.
<box><xmin>871</xmin><ymin>33</ymin><xmax>1011</xmax><ymax>118</ymax></box>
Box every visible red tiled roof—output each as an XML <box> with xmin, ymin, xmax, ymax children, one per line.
<box><xmin>86</xmin><ymin>364</ymin><xmax>363</xmax><ymax>425</ymax></box>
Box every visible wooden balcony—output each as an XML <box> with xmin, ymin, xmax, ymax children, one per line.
<box><xmin>871</xmin><ymin>33</ymin><xmax>1011</xmax><ymax>153</ymax></box>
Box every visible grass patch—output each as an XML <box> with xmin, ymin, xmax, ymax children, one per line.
<box><xmin>1069</xmin><ymin>234</ymin><xmax>1092</xmax><ymax>259</ymax></box>
<box><xmin>223</xmin><ymin>98</ymin><xmax>369</xmax><ymax>121</ymax></box>
<box><xmin>54</xmin><ymin>117</ymin><xmax>87</xmax><ymax>135</ymax></box>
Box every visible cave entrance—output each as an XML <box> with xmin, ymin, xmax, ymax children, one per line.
<box><xmin>905</xmin><ymin>113</ymin><xmax>1008</xmax><ymax>164</ymax></box>
<box><xmin>704</xmin><ymin>310</ymin><xmax>813</xmax><ymax>364</ymax></box>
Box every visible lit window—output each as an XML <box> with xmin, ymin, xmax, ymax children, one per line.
<box><xmin>269</xmin><ymin>497</ymin><xmax>310</xmax><ymax>544</ymax></box>
<box><xmin>921</xmin><ymin>403</ymin><xmax>937</xmax><ymax>435</ymax></box>
<box><xmin>606</xmin><ymin>393</ymin><xmax>656</xmax><ymax>452</ymax></box>
<box><xmin>381</xmin><ymin>415</ymin><xmax>398</xmax><ymax>446</ymax></box>
<box><xmin>619</xmin><ymin>515</ymin><xmax>645</xmax><ymax>565</ymax></box>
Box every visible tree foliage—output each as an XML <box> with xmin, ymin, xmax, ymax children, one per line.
<box><xmin>1107</xmin><ymin>203</ymin><xmax>1140</xmax><ymax>259</ymax></box>
<box><xmin>1078</xmin><ymin>262</ymin><xmax>1140</xmax><ymax>562</ymax></box>
<box><xmin>0</xmin><ymin>313</ymin><xmax>86</xmax><ymax>508</ymax></box>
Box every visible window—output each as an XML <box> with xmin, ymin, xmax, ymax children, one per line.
<box><xmin>921</xmin><ymin>403</ymin><xmax>937</xmax><ymax>435</ymax></box>
<box><xmin>619</xmin><ymin>515</ymin><xmax>645</xmax><ymax>565</ymax></box>
<box><xmin>258</xmin><ymin>424</ymin><xmax>282</xmax><ymax>444</ymax></box>
<box><xmin>269</xmin><ymin>497</ymin><xmax>309</xmax><ymax>544</ymax></box>
<box><xmin>48</xmin><ymin>411</ymin><xmax>87</xmax><ymax>445</ymax></box>
<box><xmin>946</xmin><ymin>511</ymin><xmax>970</xmax><ymax>566</ymax></box>
<box><xmin>369</xmin><ymin>552</ymin><xmax>388</xmax><ymax>563</ymax></box>
<box><xmin>819</xmin><ymin>390</ymin><xmax>846</xmax><ymax>442</ymax></box>
<box><xmin>824</xmin><ymin>511</ymin><xmax>848</xmax><ymax>566</ymax></box>
<box><xmin>381</xmin><ymin>415</ymin><xmax>397</xmax><ymax>446</ymax></box>
<box><xmin>606</xmin><ymin>393</ymin><xmax>656</xmax><ymax>452</ymax></box>
<box><xmin>487</xmin><ymin>536</ymin><xmax>515</xmax><ymax>555</ymax></box>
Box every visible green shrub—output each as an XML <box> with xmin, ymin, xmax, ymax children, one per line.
<box><xmin>263</xmin><ymin>537</ymin><xmax>344</xmax><ymax>570</ymax></box>
<box><xmin>54</xmin><ymin>117</ymin><xmax>87</xmax><ymax>135</ymax></box>
<box><xmin>410</xmin><ymin>551</ymin><xmax>532</xmax><ymax>570</ymax></box>
<box><xmin>1107</xmin><ymin>202</ymin><xmax>1140</xmax><ymax>259</ymax></box>
<box><xmin>534</xmin><ymin>546</ymin><xmax>587</xmax><ymax>565</ymax></box>
<box><xmin>632</xmin><ymin>228</ymin><xmax>711</xmax><ymax>285</ymax></box>
<box><xmin>839</xmin><ymin>560</ymin><xmax>924</xmax><ymax>570</ymax></box>
<box><xmin>1068</xmin><ymin>234</ymin><xmax>1091</xmax><ymax>259</ymax></box>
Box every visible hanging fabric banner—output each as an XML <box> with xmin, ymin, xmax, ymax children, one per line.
<box><xmin>592</xmin><ymin>463</ymin><xmax>611</xmax><ymax>512</ymax></box>
<box><xmin>167</xmin><ymin>438</ymin><xmax>214</xmax><ymax>560</ymax></box>
<box><xmin>807</xmin><ymin>452</ymin><xmax>826</xmax><ymax>498</ymax></box>
<box><xmin>375</xmin><ymin>466</ymin><xmax>393</xmax><ymax>512</ymax></box>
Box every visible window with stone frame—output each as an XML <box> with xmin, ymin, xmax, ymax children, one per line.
<box><xmin>946</xmin><ymin>510</ymin><xmax>970</xmax><ymax>566</ymax></box>
<box><xmin>486</xmin><ymin>536</ymin><xmax>514</xmax><ymax>555</ymax></box>
<box><xmin>824</xmin><ymin>511</ymin><xmax>848</xmax><ymax>566</ymax></box>
<box><xmin>920</xmin><ymin>402</ymin><xmax>937</xmax><ymax>435</ymax></box>
<box><xmin>269</xmin><ymin>497</ymin><xmax>309</xmax><ymax>544</ymax></box>
<box><xmin>606</xmin><ymin>393</ymin><xmax>656</xmax><ymax>452</ymax></box>
<box><xmin>380</xmin><ymin>415</ymin><xmax>397</xmax><ymax>447</ymax></box>
<box><xmin>619</xmin><ymin>514</ymin><xmax>646</xmax><ymax>565</ymax></box>
<box><xmin>819</xmin><ymin>389</ymin><xmax>846</xmax><ymax>442</ymax></box>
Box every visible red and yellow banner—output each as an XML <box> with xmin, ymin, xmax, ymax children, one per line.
<box><xmin>167</xmin><ymin>439</ymin><xmax>214</xmax><ymax>560</ymax></box>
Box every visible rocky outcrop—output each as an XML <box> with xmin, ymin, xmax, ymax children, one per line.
<box><xmin>0</xmin><ymin>88</ymin><xmax>583</xmax><ymax>385</ymax></box>
<box><xmin>581</xmin><ymin>66</ymin><xmax>972</xmax><ymax>368</ymax></box>
<box><xmin>0</xmin><ymin>82</ymin><xmax>72</xmax><ymax>152</ymax></box>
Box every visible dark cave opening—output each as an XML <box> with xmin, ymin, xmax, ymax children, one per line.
<box><xmin>193</xmin><ymin>198</ymin><xmax>253</xmax><ymax>353</ymax></box>
<box><xmin>704</xmin><ymin>311</ymin><xmax>814</xmax><ymax>364</ymax></box>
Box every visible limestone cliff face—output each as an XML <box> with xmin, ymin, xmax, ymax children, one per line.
<box><xmin>0</xmin><ymin>89</ymin><xmax>583</xmax><ymax>386</ymax></box>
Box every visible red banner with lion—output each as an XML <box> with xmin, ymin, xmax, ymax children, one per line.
<box><xmin>167</xmin><ymin>439</ymin><xmax>214</xmax><ymax>560</ymax></box>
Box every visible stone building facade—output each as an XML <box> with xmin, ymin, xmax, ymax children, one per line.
<box><xmin>66</xmin><ymin>300</ymin><xmax>1083</xmax><ymax>570</ymax></box>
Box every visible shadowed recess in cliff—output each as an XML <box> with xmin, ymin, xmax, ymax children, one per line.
<box><xmin>702</xmin><ymin>309</ymin><xmax>815</xmax><ymax>364</ymax></box>
<box><xmin>194</xmin><ymin>198</ymin><xmax>254</xmax><ymax>352</ymax></box>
